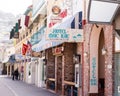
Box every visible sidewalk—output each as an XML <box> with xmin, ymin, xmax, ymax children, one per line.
<box><xmin>0</xmin><ymin>76</ymin><xmax>58</xmax><ymax>96</ymax></box>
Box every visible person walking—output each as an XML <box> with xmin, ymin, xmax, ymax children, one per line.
<box><xmin>12</xmin><ymin>70</ymin><xmax>14</xmax><ymax>80</ymax></box>
<box><xmin>14</xmin><ymin>68</ymin><xmax>19</xmax><ymax>80</ymax></box>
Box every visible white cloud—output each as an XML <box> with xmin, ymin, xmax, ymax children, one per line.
<box><xmin>0</xmin><ymin>0</ymin><xmax>32</xmax><ymax>16</ymax></box>
<box><xmin>0</xmin><ymin>0</ymin><xmax>32</xmax><ymax>47</ymax></box>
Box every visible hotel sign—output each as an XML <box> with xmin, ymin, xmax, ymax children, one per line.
<box><xmin>46</xmin><ymin>28</ymin><xmax>83</xmax><ymax>42</ymax></box>
<box><xmin>90</xmin><ymin>57</ymin><xmax>98</xmax><ymax>93</ymax></box>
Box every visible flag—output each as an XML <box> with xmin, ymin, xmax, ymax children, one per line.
<box><xmin>79</xmin><ymin>11</ymin><xmax>82</xmax><ymax>29</ymax></box>
<box><xmin>27</xmin><ymin>40</ymin><xmax>32</xmax><ymax>55</ymax></box>
<box><xmin>20</xmin><ymin>15</ymin><xmax>26</xmax><ymax>30</ymax></box>
<box><xmin>15</xmin><ymin>23</ymin><xmax>19</xmax><ymax>32</ymax></box>
<box><xmin>10</xmin><ymin>29</ymin><xmax>14</xmax><ymax>39</ymax></box>
<box><xmin>71</xmin><ymin>12</ymin><xmax>83</xmax><ymax>29</ymax></box>
<box><xmin>18</xmin><ymin>19</ymin><xmax>22</xmax><ymax>29</ymax></box>
<box><xmin>13</xmin><ymin>23</ymin><xmax>19</xmax><ymax>39</ymax></box>
<box><xmin>24</xmin><ymin>15</ymin><xmax>30</xmax><ymax>27</ymax></box>
<box><xmin>22</xmin><ymin>43</ymin><xmax>28</xmax><ymax>55</ymax></box>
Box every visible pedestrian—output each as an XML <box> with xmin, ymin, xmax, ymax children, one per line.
<box><xmin>12</xmin><ymin>70</ymin><xmax>14</xmax><ymax>80</ymax></box>
<box><xmin>20</xmin><ymin>66</ymin><xmax>24</xmax><ymax>80</ymax></box>
<box><xmin>14</xmin><ymin>68</ymin><xmax>19</xmax><ymax>80</ymax></box>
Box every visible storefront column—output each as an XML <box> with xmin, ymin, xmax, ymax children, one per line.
<box><xmin>10</xmin><ymin>65</ymin><xmax>12</xmax><ymax>76</ymax></box>
<box><xmin>24</xmin><ymin>62</ymin><xmax>26</xmax><ymax>82</ymax></box>
<box><xmin>7</xmin><ymin>64</ymin><xmax>9</xmax><ymax>76</ymax></box>
<box><xmin>62</xmin><ymin>55</ymin><xmax>65</xmax><ymax>96</ymax></box>
<box><xmin>55</xmin><ymin>56</ymin><xmax>57</xmax><ymax>93</ymax></box>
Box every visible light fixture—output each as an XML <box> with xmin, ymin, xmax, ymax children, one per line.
<box><xmin>84</xmin><ymin>52</ymin><xmax>88</xmax><ymax>57</ymax></box>
<box><xmin>102</xmin><ymin>46</ymin><xmax>107</xmax><ymax>55</ymax></box>
<box><xmin>88</xmin><ymin>0</ymin><xmax>120</xmax><ymax>24</ymax></box>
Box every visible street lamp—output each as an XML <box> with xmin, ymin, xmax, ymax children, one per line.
<box><xmin>88</xmin><ymin>0</ymin><xmax>120</xmax><ymax>24</ymax></box>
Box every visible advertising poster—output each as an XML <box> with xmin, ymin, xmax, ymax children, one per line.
<box><xmin>47</xmin><ymin>0</ymin><xmax>72</xmax><ymax>28</ymax></box>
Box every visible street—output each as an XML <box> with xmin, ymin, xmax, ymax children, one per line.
<box><xmin>0</xmin><ymin>75</ymin><xmax>58</xmax><ymax>96</ymax></box>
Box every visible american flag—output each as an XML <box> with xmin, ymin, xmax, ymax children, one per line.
<box><xmin>27</xmin><ymin>40</ymin><xmax>32</xmax><ymax>56</ymax></box>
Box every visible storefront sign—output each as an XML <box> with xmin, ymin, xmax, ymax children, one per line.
<box><xmin>52</xmin><ymin>47</ymin><xmax>64</xmax><ymax>55</ymax></box>
<box><xmin>90</xmin><ymin>57</ymin><xmax>98</xmax><ymax>93</ymax></box>
<box><xmin>31</xmin><ymin>51</ymin><xmax>41</xmax><ymax>57</ymax></box>
<box><xmin>48</xmin><ymin>9</ymin><xmax>67</xmax><ymax>28</ymax></box>
<box><xmin>46</xmin><ymin>28</ymin><xmax>83</xmax><ymax>42</ymax></box>
<box><xmin>47</xmin><ymin>0</ymin><xmax>72</xmax><ymax>28</ymax></box>
<box><xmin>14</xmin><ymin>32</ymin><xmax>19</xmax><ymax>39</ymax></box>
<box><xmin>52</xmin><ymin>5</ymin><xmax>61</xmax><ymax>15</ymax></box>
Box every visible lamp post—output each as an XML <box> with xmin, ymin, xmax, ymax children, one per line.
<box><xmin>88</xmin><ymin>0</ymin><xmax>120</xmax><ymax>24</ymax></box>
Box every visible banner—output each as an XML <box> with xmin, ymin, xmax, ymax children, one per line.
<box><xmin>46</xmin><ymin>28</ymin><xmax>83</xmax><ymax>42</ymax></box>
<box><xmin>24</xmin><ymin>16</ymin><xmax>30</xmax><ymax>27</ymax></box>
<box><xmin>22</xmin><ymin>43</ymin><xmax>28</xmax><ymax>55</ymax></box>
<box><xmin>26</xmin><ymin>40</ymin><xmax>32</xmax><ymax>56</ymax></box>
<box><xmin>47</xmin><ymin>0</ymin><xmax>72</xmax><ymax>28</ymax></box>
<box><xmin>89</xmin><ymin>57</ymin><xmax>98</xmax><ymax>93</ymax></box>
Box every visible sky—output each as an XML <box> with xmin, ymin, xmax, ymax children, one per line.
<box><xmin>0</xmin><ymin>0</ymin><xmax>32</xmax><ymax>47</ymax></box>
<box><xmin>0</xmin><ymin>0</ymin><xmax>32</xmax><ymax>16</ymax></box>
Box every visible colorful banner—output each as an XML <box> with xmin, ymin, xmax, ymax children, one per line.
<box><xmin>47</xmin><ymin>0</ymin><xmax>73</xmax><ymax>28</ymax></box>
<box><xmin>46</xmin><ymin>28</ymin><xmax>83</xmax><ymax>42</ymax></box>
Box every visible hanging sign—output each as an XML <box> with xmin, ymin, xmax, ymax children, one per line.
<box><xmin>14</xmin><ymin>32</ymin><xmax>19</xmax><ymax>39</ymax></box>
<box><xmin>89</xmin><ymin>57</ymin><xmax>98</xmax><ymax>93</ymax></box>
<box><xmin>52</xmin><ymin>47</ymin><xmax>64</xmax><ymax>55</ymax></box>
<box><xmin>46</xmin><ymin>28</ymin><xmax>83</xmax><ymax>42</ymax></box>
<box><xmin>47</xmin><ymin>0</ymin><xmax>73</xmax><ymax>28</ymax></box>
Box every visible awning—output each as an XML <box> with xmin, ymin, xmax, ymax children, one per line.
<box><xmin>15</xmin><ymin>54</ymin><xmax>24</xmax><ymax>61</ymax></box>
<box><xmin>53</xmin><ymin>13</ymin><xmax>77</xmax><ymax>29</ymax></box>
<box><xmin>32</xmin><ymin>13</ymin><xmax>78</xmax><ymax>52</ymax></box>
<box><xmin>8</xmin><ymin>54</ymin><xmax>16</xmax><ymax>64</ymax></box>
<box><xmin>2</xmin><ymin>57</ymin><xmax>9</xmax><ymax>63</ymax></box>
<box><xmin>32</xmin><ymin>35</ymin><xmax>63</xmax><ymax>52</ymax></box>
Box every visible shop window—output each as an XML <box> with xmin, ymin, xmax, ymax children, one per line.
<box><xmin>26</xmin><ymin>32</ymin><xmax>28</xmax><ymax>36</ymax></box>
<box><xmin>30</xmin><ymin>29</ymin><xmax>32</xmax><ymax>33</ymax></box>
<box><xmin>23</xmin><ymin>35</ymin><xmax>25</xmax><ymax>39</ymax></box>
<box><xmin>115</xmin><ymin>30</ymin><xmax>120</xmax><ymax>51</ymax></box>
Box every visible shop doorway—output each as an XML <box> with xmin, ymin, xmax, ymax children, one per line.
<box><xmin>98</xmin><ymin>29</ymin><xmax>105</xmax><ymax>95</ymax></box>
<box><xmin>56</xmin><ymin>56</ymin><xmax>62</xmax><ymax>95</ymax></box>
<box><xmin>114</xmin><ymin>53</ymin><xmax>120</xmax><ymax>96</ymax></box>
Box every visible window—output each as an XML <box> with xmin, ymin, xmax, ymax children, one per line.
<box><xmin>26</xmin><ymin>32</ymin><xmax>28</xmax><ymax>36</ymax></box>
<box><xmin>115</xmin><ymin>30</ymin><xmax>120</xmax><ymax>52</ymax></box>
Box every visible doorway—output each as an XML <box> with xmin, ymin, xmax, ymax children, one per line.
<box><xmin>98</xmin><ymin>29</ymin><xmax>105</xmax><ymax>95</ymax></box>
<box><xmin>56</xmin><ymin>56</ymin><xmax>62</xmax><ymax>95</ymax></box>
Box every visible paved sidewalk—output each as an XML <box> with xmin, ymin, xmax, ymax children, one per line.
<box><xmin>0</xmin><ymin>75</ymin><xmax>58</xmax><ymax>96</ymax></box>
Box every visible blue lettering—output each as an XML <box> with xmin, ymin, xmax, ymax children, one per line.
<box><xmin>49</xmin><ymin>34</ymin><xmax>58</xmax><ymax>38</ymax></box>
<box><xmin>61</xmin><ymin>34</ymin><xmax>68</xmax><ymax>38</ymax></box>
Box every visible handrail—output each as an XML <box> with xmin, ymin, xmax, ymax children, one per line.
<box><xmin>64</xmin><ymin>80</ymin><xmax>75</xmax><ymax>86</ymax></box>
<box><xmin>48</xmin><ymin>78</ymin><xmax>55</xmax><ymax>81</ymax></box>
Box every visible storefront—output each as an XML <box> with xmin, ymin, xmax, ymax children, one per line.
<box><xmin>83</xmin><ymin>24</ymin><xmax>114</xmax><ymax>96</ymax></box>
<box><xmin>114</xmin><ymin>14</ymin><xmax>120</xmax><ymax>96</ymax></box>
<box><xmin>46</xmin><ymin>43</ymin><xmax>82</xmax><ymax>96</ymax></box>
